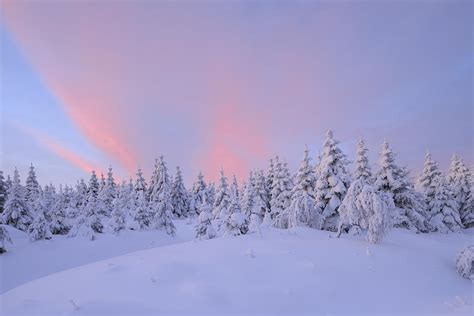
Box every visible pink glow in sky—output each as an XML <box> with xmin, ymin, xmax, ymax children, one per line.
<box><xmin>1</xmin><ymin>1</ymin><xmax>472</xmax><ymax>184</ymax></box>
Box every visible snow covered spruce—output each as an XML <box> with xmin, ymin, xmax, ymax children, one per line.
<box><xmin>456</xmin><ymin>245</ymin><xmax>474</xmax><ymax>279</ymax></box>
<box><xmin>0</xmin><ymin>130</ymin><xmax>472</xmax><ymax>253</ymax></box>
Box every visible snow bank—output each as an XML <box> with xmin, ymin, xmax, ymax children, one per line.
<box><xmin>1</xmin><ymin>226</ymin><xmax>472</xmax><ymax>315</ymax></box>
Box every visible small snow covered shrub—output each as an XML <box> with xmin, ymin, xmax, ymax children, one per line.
<box><xmin>224</xmin><ymin>212</ymin><xmax>249</xmax><ymax>236</ymax></box>
<box><xmin>337</xmin><ymin>179</ymin><xmax>393</xmax><ymax>244</ymax></box>
<box><xmin>456</xmin><ymin>246</ymin><xmax>474</xmax><ymax>279</ymax></box>
<box><xmin>28</xmin><ymin>211</ymin><xmax>53</xmax><ymax>241</ymax></box>
<box><xmin>0</xmin><ymin>225</ymin><xmax>12</xmax><ymax>254</ymax></box>
<box><xmin>195</xmin><ymin>203</ymin><xmax>216</xmax><ymax>240</ymax></box>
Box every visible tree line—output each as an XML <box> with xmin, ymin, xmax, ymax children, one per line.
<box><xmin>0</xmin><ymin>130</ymin><xmax>472</xmax><ymax>252</ymax></box>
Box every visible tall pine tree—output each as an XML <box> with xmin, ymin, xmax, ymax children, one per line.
<box><xmin>354</xmin><ymin>138</ymin><xmax>372</xmax><ymax>182</ymax></box>
<box><xmin>2</xmin><ymin>168</ymin><xmax>32</xmax><ymax>231</ymax></box>
<box><xmin>287</xmin><ymin>149</ymin><xmax>321</xmax><ymax>229</ymax></box>
<box><xmin>314</xmin><ymin>130</ymin><xmax>351</xmax><ymax>231</ymax></box>
<box><xmin>374</xmin><ymin>141</ymin><xmax>427</xmax><ymax>232</ymax></box>
<box><xmin>446</xmin><ymin>155</ymin><xmax>472</xmax><ymax>228</ymax></box>
<box><xmin>170</xmin><ymin>166</ymin><xmax>190</xmax><ymax>218</ymax></box>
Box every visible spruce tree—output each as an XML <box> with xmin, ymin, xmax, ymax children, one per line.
<box><xmin>134</xmin><ymin>190</ymin><xmax>153</xmax><ymax>229</ymax></box>
<box><xmin>83</xmin><ymin>188</ymin><xmax>104</xmax><ymax>234</ymax></box>
<box><xmin>5</xmin><ymin>175</ymin><xmax>12</xmax><ymax>193</ymax></box>
<box><xmin>170</xmin><ymin>166</ymin><xmax>190</xmax><ymax>218</ymax></box>
<box><xmin>87</xmin><ymin>171</ymin><xmax>99</xmax><ymax>198</ymax></box>
<box><xmin>147</xmin><ymin>158</ymin><xmax>160</xmax><ymax>200</ymax></box>
<box><xmin>254</xmin><ymin>170</ymin><xmax>271</xmax><ymax>219</ymax></box>
<box><xmin>374</xmin><ymin>141</ymin><xmax>428</xmax><ymax>232</ymax></box>
<box><xmin>135</xmin><ymin>167</ymin><xmax>147</xmax><ymax>193</ymax></box>
<box><xmin>50</xmin><ymin>185</ymin><xmax>69</xmax><ymax>234</ymax></box>
<box><xmin>2</xmin><ymin>168</ymin><xmax>32</xmax><ymax>231</ymax></box>
<box><xmin>212</xmin><ymin>170</ymin><xmax>231</xmax><ymax>221</ymax></box>
<box><xmin>241</xmin><ymin>171</ymin><xmax>256</xmax><ymax>218</ymax></box>
<box><xmin>223</xmin><ymin>192</ymin><xmax>248</xmax><ymax>236</ymax></box>
<box><xmin>447</xmin><ymin>155</ymin><xmax>472</xmax><ymax>228</ymax></box>
<box><xmin>25</xmin><ymin>163</ymin><xmax>41</xmax><ymax>209</ymax></box>
<box><xmin>230</xmin><ymin>175</ymin><xmax>239</xmax><ymax>201</ymax></box>
<box><xmin>28</xmin><ymin>205</ymin><xmax>52</xmax><ymax>241</ymax></box>
<box><xmin>206</xmin><ymin>183</ymin><xmax>216</xmax><ymax>207</ymax></box>
<box><xmin>0</xmin><ymin>171</ymin><xmax>6</xmax><ymax>213</ymax></box>
<box><xmin>148</xmin><ymin>156</ymin><xmax>176</xmax><ymax>235</ymax></box>
<box><xmin>0</xmin><ymin>224</ymin><xmax>12</xmax><ymax>253</ymax></box>
<box><xmin>287</xmin><ymin>149</ymin><xmax>321</xmax><ymax>229</ymax></box>
<box><xmin>270</xmin><ymin>159</ymin><xmax>293</xmax><ymax>228</ymax></box>
<box><xmin>189</xmin><ymin>172</ymin><xmax>208</xmax><ymax>217</ymax></box>
<box><xmin>417</xmin><ymin>152</ymin><xmax>442</xmax><ymax>202</ymax></box>
<box><xmin>428</xmin><ymin>177</ymin><xmax>463</xmax><ymax>233</ymax></box>
<box><xmin>195</xmin><ymin>200</ymin><xmax>216</xmax><ymax>240</ymax></box>
<box><xmin>111</xmin><ymin>183</ymin><xmax>128</xmax><ymax>232</ymax></box>
<box><xmin>354</xmin><ymin>138</ymin><xmax>372</xmax><ymax>182</ymax></box>
<box><xmin>99</xmin><ymin>173</ymin><xmax>106</xmax><ymax>192</ymax></box>
<box><xmin>97</xmin><ymin>167</ymin><xmax>116</xmax><ymax>218</ymax></box>
<box><xmin>314</xmin><ymin>130</ymin><xmax>351</xmax><ymax>231</ymax></box>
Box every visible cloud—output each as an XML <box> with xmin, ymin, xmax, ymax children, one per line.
<box><xmin>11</xmin><ymin>121</ymin><xmax>101</xmax><ymax>174</ymax></box>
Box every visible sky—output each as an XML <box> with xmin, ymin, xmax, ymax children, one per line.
<box><xmin>0</xmin><ymin>0</ymin><xmax>472</xmax><ymax>186</ymax></box>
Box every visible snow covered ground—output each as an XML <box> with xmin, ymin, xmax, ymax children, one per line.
<box><xmin>0</xmin><ymin>222</ymin><xmax>472</xmax><ymax>315</ymax></box>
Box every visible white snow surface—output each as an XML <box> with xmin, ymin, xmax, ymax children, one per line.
<box><xmin>1</xmin><ymin>221</ymin><xmax>472</xmax><ymax>315</ymax></box>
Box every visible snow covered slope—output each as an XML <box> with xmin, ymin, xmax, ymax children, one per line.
<box><xmin>0</xmin><ymin>220</ymin><xmax>196</xmax><ymax>294</ymax></box>
<box><xmin>1</xmin><ymin>226</ymin><xmax>472</xmax><ymax>315</ymax></box>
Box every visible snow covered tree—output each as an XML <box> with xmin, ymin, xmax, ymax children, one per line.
<box><xmin>2</xmin><ymin>168</ymin><xmax>32</xmax><ymax>231</ymax></box>
<box><xmin>447</xmin><ymin>155</ymin><xmax>472</xmax><ymax>228</ymax></box>
<box><xmin>189</xmin><ymin>172</ymin><xmax>208</xmax><ymax>217</ymax></box>
<box><xmin>287</xmin><ymin>149</ymin><xmax>321</xmax><ymax>229</ymax></box>
<box><xmin>206</xmin><ymin>183</ymin><xmax>216</xmax><ymax>207</ymax></box>
<box><xmin>83</xmin><ymin>189</ymin><xmax>104</xmax><ymax>234</ymax></box>
<box><xmin>77</xmin><ymin>179</ymin><xmax>88</xmax><ymax>206</ymax></box>
<box><xmin>28</xmin><ymin>207</ymin><xmax>52</xmax><ymax>241</ymax></box>
<box><xmin>417</xmin><ymin>153</ymin><xmax>462</xmax><ymax>233</ymax></box>
<box><xmin>97</xmin><ymin>167</ymin><xmax>116</xmax><ymax>218</ymax></box>
<box><xmin>213</xmin><ymin>170</ymin><xmax>231</xmax><ymax>221</ymax></box>
<box><xmin>195</xmin><ymin>201</ymin><xmax>216</xmax><ymax>240</ymax></box>
<box><xmin>313</xmin><ymin>130</ymin><xmax>351</xmax><ymax>231</ymax></box>
<box><xmin>266</xmin><ymin>157</ymin><xmax>276</xmax><ymax>197</ymax></box>
<box><xmin>428</xmin><ymin>177</ymin><xmax>463</xmax><ymax>233</ymax></box>
<box><xmin>170</xmin><ymin>166</ymin><xmax>190</xmax><ymax>218</ymax></box>
<box><xmin>147</xmin><ymin>158</ymin><xmax>160</xmax><ymax>201</ymax></box>
<box><xmin>99</xmin><ymin>173</ymin><xmax>106</xmax><ymax>192</ymax></box>
<box><xmin>354</xmin><ymin>138</ymin><xmax>372</xmax><ymax>182</ymax></box>
<box><xmin>241</xmin><ymin>171</ymin><xmax>256</xmax><ymax>217</ymax></box>
<box><xmin>417</xmin><ymin>152</ymin><xmax>442</xmax><ymax>201</ymax></box>
<box><xmin>0</xmin><ymin>171</ymin><xmax>6</xmax><ymax>213</ymax></box>
<box><xmin>222</xmin><ymin>193</ymin><xmax>248</xmax><ymax>236</ymax></box>
<box><xmin>5</xmin><ymin>175</ymin><xmax>12</xmax><ymax>193</ymax></box>
<box><xmin>230</xmin><ymin>175</ymin><xmax>239</xmax><ymax>201</ymax></box>
<box><xmin>50</xmin><ymin>185</ymin><xmax>69</xmax><ymax>235</ymax></box>
<box><xmin>110</xmin><ymin>183</ymin><xmax>128</xmax><ymax>233</ymax></box>
<box><xmin>337</xmin><ymin>179</ymin><xmax>393</xmax><ymax>244</ymax></box>
<box><xmin>374</xmin><ymin>141</ymin><xmax>428</xmax><ymax>232</ymax></box>
<box><xmin>270</xmin><ymin>159</ymin><xmax>293</xmax><ymax>227</ymax></box>
<box><xmin>0</xmin><ymin>225</ymin><xmax>12</xmax><ymax>253</ymax></box>
<box><xmin>134</xmin><ymin>190</ymin><xmax>153</xmax><ymax>229</ymax></box>
<box><xmin>25</xmin><ymin>164</ymin><xmax>41</xmax><ymax>210</ymax></box>
<box><xmin>87</xmin><ymin>171</ymin><xmax>100</xmax><ymax>198</ymax></box>
<box><xmin>135</xmin><ymin>167</ymin><xmax>147</xmax><ymax>193</ymax></box>
<box><xmin>41</xmin><ymin>184</ymin><xmax>57</xmax><ymax>223</ymax></box>
<box><xmin>456</xmin><ymin>246</ymin><xmax>474</xmax><ymax>279</ymax></box>
<box><xmin>253</xmin><ymin>170</ymin><xmax>270</xmax><ymax>218</ymax></box>
<box><xmin>148</xmin><ymin>156</ymin><xmax>176</xmax><ymax>235</ymax></box>
<box><xmin>62</xmin><ymin>185</ymin><xmax>78</xmax><ymax>229</ymax></box>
